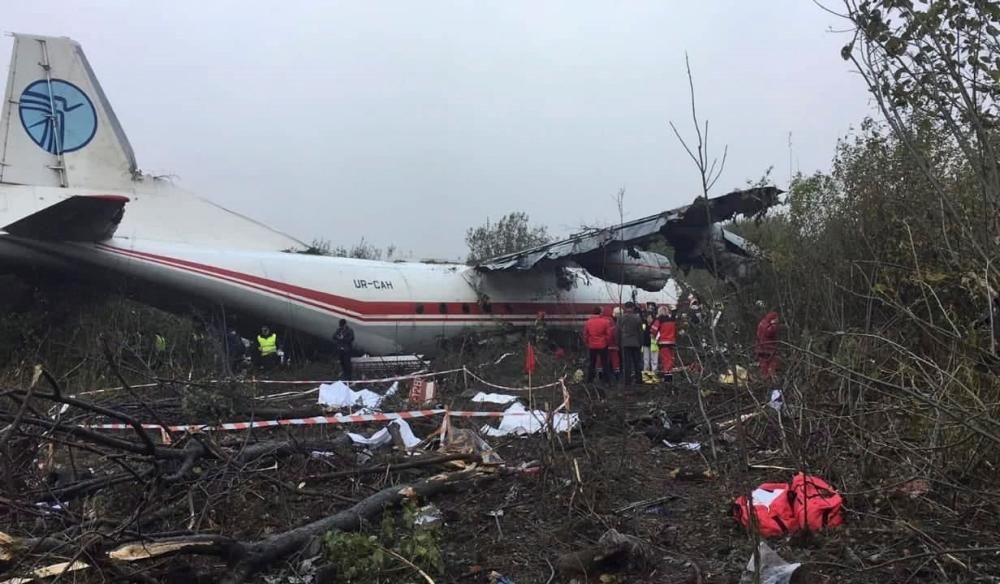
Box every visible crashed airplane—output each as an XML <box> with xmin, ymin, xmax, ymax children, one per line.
<box><xmin>0</xmin><ymin>33</ymin><xmax>781</xmax><ymax>354</ymax></box>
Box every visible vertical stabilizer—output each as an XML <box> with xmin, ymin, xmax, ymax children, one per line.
<box><xmin>0</xmin><ymin>34</ymin><xmax>138</xmax><ymax>189</ymax></box>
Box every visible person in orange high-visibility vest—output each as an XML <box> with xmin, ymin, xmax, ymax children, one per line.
<box><xmin>651</xmin><ymin>306</ymin><xmax>676</xmax><ymax>382</ymax></box>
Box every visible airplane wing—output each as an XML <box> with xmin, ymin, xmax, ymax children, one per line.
<box><xmin>3</xmin><ymin>195</ymin><xmax>129</xmax><ymax>241</ymax></box>
<box><xmin>474</xmin><ymin>186</ymin><xmax>781</xmax><ymax>288</ymax></box>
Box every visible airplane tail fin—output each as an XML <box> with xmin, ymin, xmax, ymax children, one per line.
<box><xmin>0</xmin><ymin>33</ymin><xmax>138</xmax><ymax>189</ymax></box>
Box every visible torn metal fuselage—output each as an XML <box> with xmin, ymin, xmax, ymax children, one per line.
<box><xmin>475</xmin><ymin>186</ymin><xmax>783</xmax><ymax>288</ymax></box>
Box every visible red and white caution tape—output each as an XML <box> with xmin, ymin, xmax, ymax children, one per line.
<box><xmin>461</xmin><ymin>368</ymin><xmax>562</xmax><ymax>391</ymax></box>
<box><xmin>81</xmin><ymin>407</ymin><xmax>551</xmax><ymax>434</ymax></box>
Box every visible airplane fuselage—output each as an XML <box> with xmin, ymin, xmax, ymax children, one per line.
<box><xmin>0</xmin><ymin>185</ymin><xmax>676</xmax><ymax>354</ymax></box>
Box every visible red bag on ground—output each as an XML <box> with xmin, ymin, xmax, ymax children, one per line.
<box><xmin>732</xmin><ymin>482</ymin><xmax>797</xmax><ymax>538</ymax></box>
<box><xmin>788</xmin><ymin>473</ymin><xmax>844</xmax><ymax>532</ymax></box>
<box><xmin>733</xmin><ymin>474</ymin><xmax>843</xmax><ymax>537</ymax></box>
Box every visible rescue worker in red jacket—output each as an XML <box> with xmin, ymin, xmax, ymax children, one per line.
<box><xmin>755</xmin><ymin>311</ymin><xmax>780</xmax><ymax>380</ymax></box>
<box><xmin>583</xmin><ymin>306</ymin><xmax>614</xmax><ymax>383</ymax></box>
<box><xmin>651</xmin><ymin>306</ymin><xmax>677</xmax><ymax>382</ymax></box>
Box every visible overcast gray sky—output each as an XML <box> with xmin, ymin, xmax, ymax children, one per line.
<box><xmin>3</xmin><ymin>1</ymin><xmax>869</xmax><ymax>260</ymax></box>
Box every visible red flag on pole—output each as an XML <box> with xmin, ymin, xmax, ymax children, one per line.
<box><xmin>525</xmin><ymin>342</ymin><xmax>537</xmax><ymax>375</ymax></box>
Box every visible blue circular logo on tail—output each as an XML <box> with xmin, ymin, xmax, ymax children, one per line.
<box><xmin>19</xmin><ymin>79</ymin><xmax>97</xmax><ymax>154</ymax></box>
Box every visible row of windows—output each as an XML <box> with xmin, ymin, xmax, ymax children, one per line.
<box><xmin>413</xmin><ymin>302</ymin><xmax>518</xmax><ymax>315</ymax></box>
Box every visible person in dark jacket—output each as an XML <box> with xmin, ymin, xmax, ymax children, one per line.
<box><xmin>582</xmin><ymin>307</ymin><xmax>613</xmax><ymax>383</ymax></box>
<box><xmin>618</xmin><ymin>302</ymin><xmax>644</xmax><ymax>385</ymax></box>
<box><xmin>333</xmin><ymin>319</ymin><xmax>355</xmax><ymax>380</ymax></box>
<box><xmin>225</xmin><ymin>328</ymin><xmax>245</xmax><ymax>375</ymax></box>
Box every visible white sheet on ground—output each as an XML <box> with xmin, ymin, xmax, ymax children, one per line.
<box><xmin>317</xmin><ymin>381</ymin><xmax>384</xmax><ymax>409</ymax></box>
<box><xmin>663</xmin><ymin>440</ymin><xmax>702</xmax><ymax>451</ymax></box>
<box><xmin>767</xmin><ymin>389</ymin><xmax>784</xmax><ymax>411</ymax></box>
<box><xmin>471</xmin><ymin>392</ymin><xmax>518</xmax><ymax>404</ymax></box>
<box><xmin>741</xmin><ymin>542</ymin><xmax>802</xmax><ymax>584</ymax></box>
<box><xmin>479</xmin><ymin>402</ymin><xmax>579</xmax><ymax>436</ymax></box>
<box><xmin>347</xmin><ymin>418</ymin><xmax>421</xmax><ymax>449</ymax></box>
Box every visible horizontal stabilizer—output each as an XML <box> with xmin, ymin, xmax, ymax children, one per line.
<box><xmin>3</xmin><ymin>195</ymin><xmax>128</xmax><ymax>241</ymax></box>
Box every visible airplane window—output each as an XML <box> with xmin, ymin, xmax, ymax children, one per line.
<box><xmin>415</xmin><ymin>303</ymin><xmax>425</xmax><ymax>314</ymax></box>
<box><xmin>462</xmin><ymin>303</ymin><xmax>470</xmax><ymax>314</ymax></box>
<box><xmin>439</xmin><ymin>303</ymin><xmax>447</xmax><ymax>314</ymax></box>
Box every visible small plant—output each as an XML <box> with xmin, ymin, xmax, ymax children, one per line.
<box><xmin>322</xmin><ymin>498</ymin><xmax>443</xmax><ymax>581</ymax></box>
<box><xmin>321</xmin><ymin>531</ymin><xmax>386</xmax><ymax>581</ymax></box>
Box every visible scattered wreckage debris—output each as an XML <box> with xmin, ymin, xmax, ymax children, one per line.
<box><xmin>0</xmin><ymin>364</ymin><xmax>583</xmax><ymax>582</ymax></box>
<box><xmin>475</xmin><ymin>186</ymin><xmax>783</xmax><ymax>285</ymax></box>
<box><xmin>555</xmin><ymin>528</ymin><xmax>654</xmax><ymax>578</ymax></box>
<box><xmin>740</xmin><ymin>542</ymin><xmax>805</xmax><ymax>584</ymax></box>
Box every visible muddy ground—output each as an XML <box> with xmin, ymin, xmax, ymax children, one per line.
<box><xmin>5</xmin><ymin>344</ymin><xmax>999</xmax><ymax>584</ymax></box>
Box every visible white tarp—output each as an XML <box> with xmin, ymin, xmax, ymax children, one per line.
<box><xmin>480</xmin><ymin>402</ymin><xmax>579</xmax><ymax>437</ymax></box>
<box><xmin>767</xmin><ymin>389</ymin><xmax>784</xmax><ymax>411</ymax></box>
<box><xmin>318</xmin><ymin>381</ymin><xmax>398</xmax><ymax>409</ymax></box>
<box><xmin>347</xmin><ymin>418</ymin><xmax>421</xmax><ymax>449</ymax></box>
<box><xmin>663</xmin><ymin>440</ymin><xmax>702</xmax><ymax>451</ymax></box>
<box><xmin>741</xmin><ymin>542</ymin><xmax>802</xmax><ymax>584</ymax></box>
<box><xmin>470</xmin><ymin>392</ymin><xmax>518</xmax><ymax>404</ymax></box>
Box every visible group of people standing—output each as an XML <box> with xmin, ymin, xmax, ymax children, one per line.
<box><xmin>583</xmin><ymin>301</ymin><xmax>678</xmax><ymax>385</ymax></box>
<box><xmin>582</xmin><ymin>301</ymin><xmax>783</xmax><ymax>385</ymax></box>
<box><xmin>223</xmin><ymin>319</ymin><xmax>357</xmax><ymax>379</ymax></box>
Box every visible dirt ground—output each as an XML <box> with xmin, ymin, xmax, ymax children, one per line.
<box><xmin>8</xmin><ymin>344</ymin><xmax>1000</xmax><ymax>584</ymax></box>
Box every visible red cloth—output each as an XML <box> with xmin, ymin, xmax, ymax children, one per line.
<box><xmin>651</xmin><ymin>317</ymin><xmax>676</xmax><ymax>345</ymax></box>
<box><xmin>733</xmin><ymin>482</ymin><xmax>796</xmax><ymax>538</ymax></box>
<box><xmin>755</xmin><ymin>311</ymin><xmax>779</xmax><ymax>356</ymax></box>
<box><xmin>733</xmin><ymin>474</ymin><xmax>844</xmax><ymax>537</ymax></box>
<box><xmin>610</xmin><ymin>348</ymin><xmax>621</xmax><ymax>371</ymax></box>
<box><xmin>755</xmin><ymin>311</ymin><xmax>780</xmax><ymax>380</ymax></box>
<box><xmin>759</xmin><ymin>354</ymin><xmax>779</xmax><ymax>379</ymax></box>
<box><xmin>658</xmin><ymin>345</ymin><xmax>674</xmax><ymax>372</ymax></box>
<box><xmin>524</xmin><ymin>343</ymin><xmax>536</xmax><ymax>374</ymax></box>
<box><xmin>583</xmin><ymin>311</ymin><xmax>613</xmax><ymax>349</ymax></box>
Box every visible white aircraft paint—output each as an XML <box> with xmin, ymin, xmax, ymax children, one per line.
<box><xmin>0</xmin><ymin>33</ymin><xmax>677</xmax><ymax>354</ymax></box>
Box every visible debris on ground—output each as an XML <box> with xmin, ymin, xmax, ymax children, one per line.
<box><xmin>740</xmin><ymin>542</ymin><xmax>803</xmax><ymax>584</ymax></box>
<box><xmin>479</xmin><ymin>401</ymin><xmax>579</xmax><ymax>436</ymax></box>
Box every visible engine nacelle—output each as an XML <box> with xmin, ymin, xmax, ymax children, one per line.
<box><xmin>577</xmin><ymin>249</ymin><xmax>672</xmax><ymax>292</ymax></box>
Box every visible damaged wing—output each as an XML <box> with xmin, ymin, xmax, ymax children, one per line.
<box><xmin>474</xmin><ymin>186</ymin><xmax>781</xmax><ymax>289</ymax></box>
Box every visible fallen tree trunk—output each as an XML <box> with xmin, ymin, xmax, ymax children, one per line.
<box><xmin>222</xmin><ymin>469</ymin><xmax>493</xmax><ymax>583</ymax></box>
<box><xmin>0</xmin><ymin>470</ymin><xmax>494</xmax><ymax>584</ymax></box>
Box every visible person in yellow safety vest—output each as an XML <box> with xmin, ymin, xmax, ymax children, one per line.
<box><xmin>256</xmin><ymin>325</ymin><xmax>280</xmax><ymax>371</ymax></box>
<box><xmin>641</xmin><ymin>312</ymin><xmax>659</xmax><ymax>384</ymax></box>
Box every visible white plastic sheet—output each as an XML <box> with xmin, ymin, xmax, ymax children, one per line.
<box><xmin>471</xmin><ymin>392</ymin><xmax>518</xmax><ymax>404</ymax></box>
<box><xmin>347</xmin><ymin>418</ymin><xmax>421</xmax><ymax>449</ymax></box>
<box><xmin>663</xmin><ymin>440</ymin><xmax>702</xmax><ymax>451</ymax></box>
<box><xmin>767</xmin><ymin>389</ymin><xmax>784</xmax><ymax>411</ymax></box>
<box><xmin>751</xmin><ymin>487</ymin><xmax>785</xmax><ymax>508</ymax></box>
<box><xmin>740</xmin><ymin>542</ymin><xmax>802</xmax><ymax>584</ymax></box>
<box><xmin>317</xmin><ymin>381</ymin><xmax>384</xmax><ymax>409</ymax></box>
<box><xmin>479</xmin><ymin>402</ymin><xmax>578</xmax><ymax>437</ymax></box>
